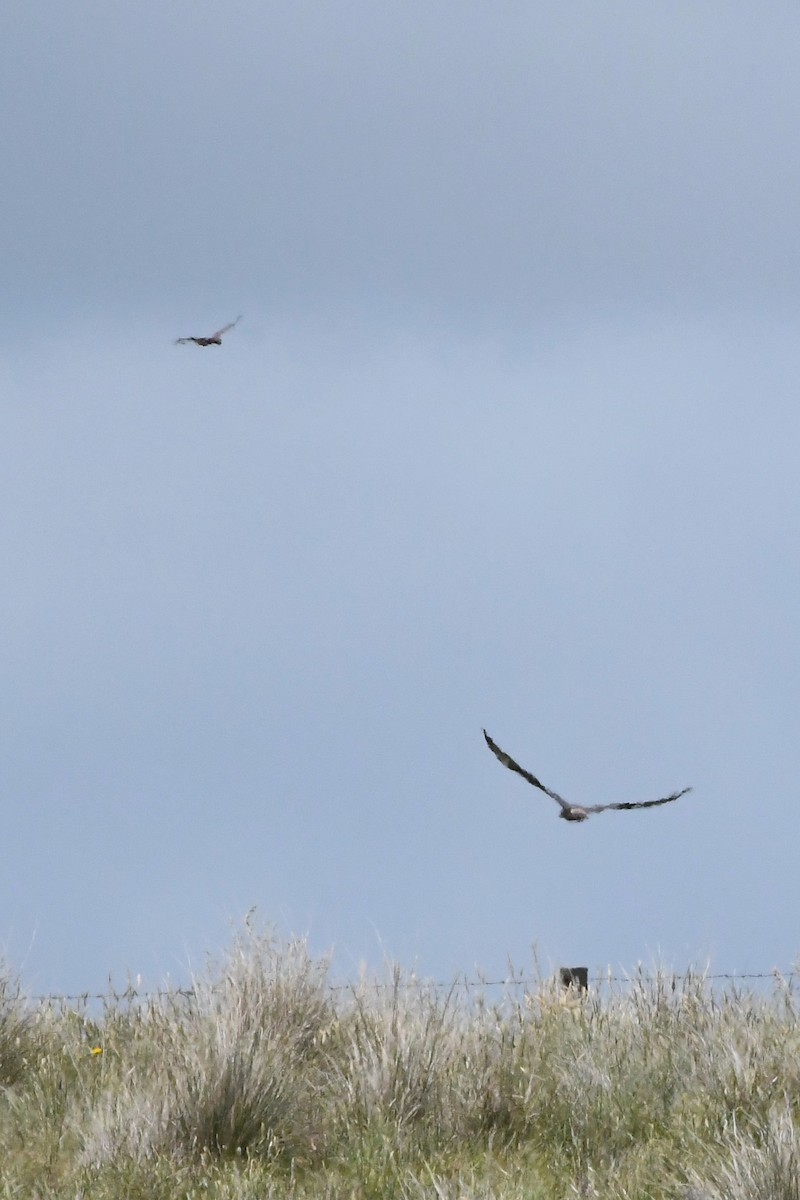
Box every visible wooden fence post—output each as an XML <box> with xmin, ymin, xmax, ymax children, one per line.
<box><xmin>559</xmin><ymin>966</ymin><xmax>588</xmax><ymax>992</ymax></box>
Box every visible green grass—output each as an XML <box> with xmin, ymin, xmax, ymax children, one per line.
<box><xmin>1</xmin><ymin>927</ymin><xmax>800</xmax><ymax>1198</ymax></box>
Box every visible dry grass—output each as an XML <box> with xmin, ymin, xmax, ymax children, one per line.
<box><xmin>1</xmin><ymin>930</ymin><xmax>800</xmax><ymax>1198</ymax></box>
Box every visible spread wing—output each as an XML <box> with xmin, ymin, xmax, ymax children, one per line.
<box><xmin>211</xmin><ymin>315</ymin><xmax>242</xmax><ymax>340</ymax></box>
<box><xmin>483</xmin><ymin>730</ymin><xmax>571</xmax><ymax>812</ymax></box>
<box><xmin>581</xmin><ymin>788</ymin><xmax>692</xmax><ymax>815</ymax></box>
<box><xmin>174</xmin><ymin>316</ymin><xmax>242</xmax><ymax>344</ymax></box>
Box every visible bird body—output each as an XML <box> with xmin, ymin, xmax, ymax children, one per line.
<box><xmin>483</xmin><ymin>729</ymin><xmax>691</xmax><ymax>822</ymax></box>
<box><xmin>174</xmin><ymin>316</ymin><xmax>242</xmax><ymax>346</ymax></box>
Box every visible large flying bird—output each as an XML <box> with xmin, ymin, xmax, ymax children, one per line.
<box><xmin>174</xmin><ymin>316</ymin><xmax>242</xmax><ymax>347</ymax></box>
<box><xmin>483</xmin><ymin>729</ymin><xmax>691</xmax><ymax>822</ymax></box>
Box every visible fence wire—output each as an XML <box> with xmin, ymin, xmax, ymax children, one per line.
<box><xmin>19</xmin><ymin>968</ymin><xmax>799</xmax><ymax>1006</ymax></box>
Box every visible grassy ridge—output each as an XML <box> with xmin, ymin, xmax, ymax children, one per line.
<box><xmin>1</xmin><ymin>927</ymin><xmax>799</xmax><ymax>1198</ymax></box>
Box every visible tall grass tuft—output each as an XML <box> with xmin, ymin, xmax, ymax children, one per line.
<box><xmin>81</xmin><ymin>924</ymin><xmax>336</xmax><ymax>1165</ymax></box>
<box><xmin>335</xmin><ymin>967</ymin><xmax>466</xmax><ymax>1148</ymax></box>
<box><xmin>0</xmin><ymin>962</ymin><xmax>35</xmax><ymax>1086</ymax></box>
<box><xmin>689</xmin><ymin>1106</ymin><xmax>800</xmax><ymax>1200</ymax></box>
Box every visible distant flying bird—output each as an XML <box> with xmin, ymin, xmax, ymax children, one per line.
<box><xmin>174</xmin><ymin>316</ymin><xmax>242</xmax><ymax>347</ymax></box>
<box><xmin>483</xmin><ymin>729</ymin><xmax>691</xmax><ymax>823</ymax></box>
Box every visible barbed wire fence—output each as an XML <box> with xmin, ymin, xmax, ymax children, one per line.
<box><xmin>16</xmin><ymin>967</ymin><xmax>799</xmax><ymax>1007</ymax></box>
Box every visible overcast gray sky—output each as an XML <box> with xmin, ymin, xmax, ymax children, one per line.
<box><xmin>3</xmin><ymin>2</ymin><xmax>800</xmax><ymax>996</ymax></box>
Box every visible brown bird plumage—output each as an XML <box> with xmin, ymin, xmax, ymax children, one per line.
<box><xmin>174</xmin><ymin>316</ymin><xmax>242</xmax><ymax>347</ymax></box>
<box><xmin>483</xmin><ymin>730</ymin><xmax>691</xmax><ymax>822</ymax></box>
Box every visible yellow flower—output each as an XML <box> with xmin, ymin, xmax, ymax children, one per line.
<box><xmin>90</xmin><ymin>1046</ymin><xmax>103</xmax><ymax>1056</ymax></box>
